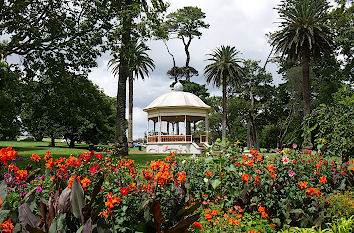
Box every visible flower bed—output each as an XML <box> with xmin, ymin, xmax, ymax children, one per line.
<box><xmin>0</xmin><ymin>141</ymin><xmax>353</xmax><ymax>232</ymax></box>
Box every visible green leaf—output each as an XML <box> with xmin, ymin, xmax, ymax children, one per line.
<box><xmin>70</xmin><ymin>178</ymin><xmax>85</xmax><ymax>222</ymax></box>
<box><xmin>272</xmin><ymin>218</ymin><xmax>281</xmax><ymax>226</ymax></box>
<box><xmin>289</xmin><ymin>209</ymin><xmax>304</xmax><ymax>214</ymax></box>
<box><xmin>205</xmin><ymin>157</ymin><xmax>213</xmax><ymax>163</ymax></box>
<box><xmin>225</xmin><ymin>164</ymin><xmax>236</xmax><ymax>172</ymax></box>
<box><xmin>211</xmin><ymin>179</ymin><xmax>221</xmax><ymax>189</ymax></box>
<box><xmin>176</xmin><ymin>202</ymin><xmax>201</xmax><ymax>219</ymax></box>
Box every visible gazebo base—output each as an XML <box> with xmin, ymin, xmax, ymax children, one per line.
<box><xmin>146</xmin><ymin>142</ymin><xmax>206</xmax><ymax>154</ymax></box>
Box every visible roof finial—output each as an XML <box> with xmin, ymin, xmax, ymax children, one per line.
<box><xmin>173</xmin><ymin>81</ymin><xmax>183</xmax><ymax>92</ymax></box>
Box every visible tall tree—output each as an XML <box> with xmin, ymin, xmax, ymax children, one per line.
<box><xmin>164</xmin><ymin>6</ymin><xmax>209</xmax><ymax>82</ymax></box>
<box><xmin>113</xmin><ymin>0</ymin><xmax>166</xmax><ymax>156</ymax></box>
<box><xmin>109</xmin><ymin>41</ymin><xmax>155</xmax><ymax>147</ymax></box>
<box><xmin>204</xmin><ymin>45</ymin><xmax>244</xmax><ymax>141</ymax></box>
<box><xmin>271</xmin><ymin>0</ymin><xmax>333</xmax><ymax>148</ymax></box>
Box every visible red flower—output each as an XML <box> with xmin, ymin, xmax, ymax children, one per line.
<box><xmin>242</xmin><ymin>174</ymin><xmax>249</xmax><ymax>183</ymax></box>
<box><xmin>120</xmin><ymin>187</ymin><xmax>129</xmax><ymax>196</ymax></box>
<box><xmin>205</xmin><ymin>171</ymin><xmax>213</xmax><ymax>176</ymax></box>
<box><xmin>0</xmin><ymin>218</ymin><xmax>14</xmax><ymax>233</ymax></box>
<box><xmin>193</xmin><ymin>222</ymin><xmax>202</xmax><ymax>228</ymax></box>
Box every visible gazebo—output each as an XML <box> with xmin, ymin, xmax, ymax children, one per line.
<box><xmin>143</xmin><ymin>82</ymin><xmax>212</xmax><ymax>154</ymax></box>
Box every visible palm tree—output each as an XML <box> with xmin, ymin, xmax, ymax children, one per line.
<box><xmin>271</xmin><ymin>0</ymin><xmax>333</xmax><ymax>148</ymax></box>
<box><xmin>271</xmin><ymin>0</ymin><xmax>333</xmax><ymax>117</ymax></box>
<box><xmin>109</xmin><ymin>42</ymin><xmax>155</xmax><ymax>147</ymax></box>
<box><xmin>204</xmin><ymin>45</ymin><xmax>244</xmax><ymax>141</ymax></box>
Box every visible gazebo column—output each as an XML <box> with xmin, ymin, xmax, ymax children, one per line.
<box><xmin>153</xmin><ymin>121</ymin><xmax>156</xmax><ymax>135</ymax></box>
<box><xmin>158</xmin><ymin>116</ymin><xmax>162</xmax><ymax>142</ymax></box>
<box><xmin>167</xmin><ymin>121</ymin><xmax>170</xmax><ymax>135</ymax></box>
<box><xmin>205</xmin><ymin>114</ymin><xmax>209</xmax><ymax>144</ymax></box>
<box><xmin>184</xmin><ymin>115</ymin><xmax>187</xmax><ymax>142</ymax></box>
<box><xmin>147</xmin><ymin>118</ymin><xmax>149</xmax><ymax>141</ymax></box>
<box><xmin>177</xmin><ymin>122</ymin><xmax>179</xmax><ymax>135</ymax></box>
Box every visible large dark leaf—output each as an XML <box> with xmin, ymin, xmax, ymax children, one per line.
<box><xmin>49</xmin><ymin>213</ymin><xmax>67</xmax><ymax>233</ymax></box>
<box><xmin>48</xmin><ymin>196</ymin><xmax>56</xmax><ymax>226</ymax></box>
<box><xmin>23</xmin><ymin>187</ymin><xmax>37</xmax><ymax>202</ymax></box>
<box><xmin>58</xmin><ymin>187</ymin><xmax>71</xmax><ymax>213</ymax></box>
<box><xmin>0</xmin><ymin>210</ymin><xmax>10</xmax><ymax>222</ymax></box>
<box><xmin>150</xmin><ymin>200</ymin><xmax>163</xmax><ymax>233</ymax></box>
<box><xmin>25</xmin><ymin>224</ymin><xmax>46</xmax><ymax>233</ymax></box>
<box><xmin>18</xmin><ymin>203</ymin><xmax>41</xmax><ymax>229</ymax></box>
<box><xmin>165</xmin><ymin>213</ymin><xmax>200</xmax><ymax>233</ymax></box>
<box><xmin>83</xmin><ymin>175</ymin><xmax>104</xmax><ymax>220</ymax></box>
<box><xmin>82</xmin><ymin>218</ymin><xmax>93</xmax><ymax>233</ymax></box>
<box><xmin>0</xmin><ymin>180</ymin><xmax>7</xmax><ymax>202</ymax></box>
<box><xmin>70</xmin><ymin>178</ymin><xmax>85</xmax><ymax>223</ymax></box>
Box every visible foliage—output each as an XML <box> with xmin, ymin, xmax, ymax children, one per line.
<box><xmin>280</xmin><ymin>216</ymin><xmax>354</xmax><ymax>233</ymax></box>
<box><xmin>163</xmin><ymin>6</ymin><xmax>209</xmax><ymax>81</ymax></box>
<box><xmin>326</xmin><ymin>191</ymin><xmax>354</xmax><ymax>219</ymax></box>
<box><xmin>271</xmin><ymin>0</ymin><xmax>333</xmax><ymax>60</ymax></box>
<box><xmin>0</xmin><ymin>63</ymin><xmax>22</xmax><ymax>140</ymax></box>
<box><xmin>21</xmin><ymin>74</ymin><xmax>115</xmax><ymax>146</ymax></box>
<box><xmin>303</xmin><ymin>86</ymin><xmax>354</xmax><ymax>159</ymax></box>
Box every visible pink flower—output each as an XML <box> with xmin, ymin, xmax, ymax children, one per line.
<box><xmin>276</xmin><ymin>148</ymin><xmax>280</xmax><ymax>153</ymax></box>
<box><xmin>292</xmin><ymin>143</ymin><xmax>298</xmax><ymax>149</ymax></box>
<box><xmin>36</xmin><ymin>187</ymin><xmax>42</xmax><ymax>192</ymax></box>
<box><xmin>288</xmin><ymin>170</ymin><xmax>295</xmax><ymax>177</ymax></box>
<box><xmin>282</xmin><ymin>155</ymin><xmax>289</xmax><ymax>164</ymax></box>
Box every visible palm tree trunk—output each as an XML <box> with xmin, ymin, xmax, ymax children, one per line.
<box><xmin>115</xmin><ymin>6</ymin><xmax>131</xmax><ymax>156</ymax></box>
<box><xmin>222</xmin><ymin>76</ymin><xmax>227</xmax><ymax>141</ymax></box>
<box><xmin>301</xmin><ymin>47</ymin><xmax>312</xmax><ymax>149</ymax></box>
<box><xmin>301</xmin><ymin>48</ymin><xmax>311</xmax><ymax>116</ymax></box>
<box><xmin>128</xmin><ymin>76</ymin><xmax>133</xmax><ymax>147</ymax></box>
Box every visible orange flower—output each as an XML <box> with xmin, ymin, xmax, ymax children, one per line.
<box><xmin>0</xmin><ymin>147</ymin><xmax>17</xmax><ymax>166</ymax></box>
<box><xmin>44</xmin><ymin>151</ymin><xmax>52</xmax><ymax>161</ymax></box>
<box><xmin>228</xmin><ymin>218</ymin><xmax>240</xmax><ymax>225</ymax></box>
<box><xmin>319</xmin><ymin>176</ymin><xmax>327</xmax><ymax>184</ymax></box>
<box><xmin>205</xmin><ymin>213</ymin><xmax>212</xmax><ymax>220</ymax></box>
<box><xmin>299</xmin><ymin>181</ymin><xmax>308</xmax><ymax>190</ymax></box>
<box><xmin>164</xmin><ymin>156</ymin><xmax>172</xmax><ymax>162</ymax></box>
<box><xmin>105</xmin><ymin>192</ymin><xmax>121</xmax><ymax>209</ymax></box>
<box><xmin>0</xmin><ymin>197</ymin><xmax>3</xmax><ymax>208</ymax></box>
<box><xmin>45</xmin><ymin>158</ymin><xmax>55</xmax><ymax>169</ymax></box>
<box><xmin>67</xmin><ymin>176</ymin><xmax>75</xmax><ymax>188</ymax></box>
<box><xmin>7</xmin><ymin>164</ymin><xmax>18</xmax><ymax>172</ymax></box>
<box><xmin>266</xmin><ymin>164</ymin><xmax>276</xmax><ymax>172</ymax></box>
<box><xmin>80</xmin><ymin>177</ymin><xmax>91</xmax><ymax>188</ymax></box>
<box><xmin>99</xmin><ymin>209</ymin><xmax>109</xmax><ymax>219</ymax></box>
<box><xmin>15</xmin><ymin>170</ymin><xmax>27</xmax><ymax>181</ymax></box>
<box><xmin>258</xmin><ymin>205</ymin><xmax>268</xmax><ymax>218</ymax></box>
<box><xmin>242</xmin><ymin>174</ymin><xmax>249</xmax><ymax>183</ymax></box>
<box><xmin>306</xmin><ymin>187</ymin><xmax>322</xmax><ymax>197</ymax></box>
<box><xmin>193</xmin><ymin>222</ymin><xmax>202</xmax><ymax>229</ymax></box>
<box><xmin>211</xmin><ymin>210</ymin><xmax>218</xmax><ymax>215</ymax></box>
<box><xmin>270</xmin><ymin>172</ymin><xmax>277</xmax><ymax>179</ymax></box>
<box><xmin>0</xmin><ymin>218</ymin><xmax>14</xmax><ymax>233</ymax></box>
<box><xmin>177</xmin><ymin>171</ymin><xmax>186</xmax><ymax>182</ymax></box>
<box><xmin>205</xmin><ymin>171</ymin><xmax>213</xmax><ymax>176</ymax></box>
<box><xmin>30</xmin><ymin>154</ymin><xmax>41</xmax><ymax>162</ymax></box>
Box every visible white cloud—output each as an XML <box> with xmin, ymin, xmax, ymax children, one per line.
<box><xmin>88</xmin><ymin>0</ymin><xmax>284</xmax><ymax>139</ymax></box>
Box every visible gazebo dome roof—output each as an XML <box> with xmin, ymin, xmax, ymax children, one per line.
<box><xmin>143</xmin><ymin>91</ymin><xmax>212</xmax><ymax>112</ymax></box>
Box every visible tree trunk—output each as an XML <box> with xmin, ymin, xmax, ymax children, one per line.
<box><xmin>222</xmin><ymin>76</ymin><xmax>227</xmax><ymax>141</ymax></box>
<box><xmin>183</xmin><ymin>37</ymin><xmax>192</xmax><ymax>82</ymax></box>
<box><xmin>301</xmin><ymin>47</ymin><xmax>313</xmax><ymax>149</ymax></box>
<box><xmin>128</xmin><ymin>76</ymin><xmax>133</xmax><ymax>147</ymax></box>
<box><xmin>115</xmin><ymin>6</ymin><xmax>131</xmax><ymax>156</ymax></box>
<box><xmin>301</xmin><ymin>48</ymin><xmax>311</xmax><ymax>116</ymax></box>
<box><xmin>50</xmin><ymin>134</ymin><xmax>55</xmax><ymax>147</ymax></box>
<box><xmin>247</xmin><ymin>89</ymin><xmax>259</xmax><ymax>150</ymax></box>
<box><xmin>69</xmin><ymin>138</ymin><xmax>75</xmax><ymax>148</ymax></box>
<box><xmin>163</xmin><ymin>40</ymin><xmax>178</xmax><ymax>82</ymax></box>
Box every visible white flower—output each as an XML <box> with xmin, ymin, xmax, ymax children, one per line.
<box><xmin>204</xmin><ymin>178</ymin><xmax>209</xmax><ymax>183</ymax></box>
<box><xmin>182</xmin><ymin>160</ymin><xmax>186</xmax><ymax>164</ymax></box>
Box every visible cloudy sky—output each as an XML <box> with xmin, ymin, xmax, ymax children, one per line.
<box><xmin>88</xmin><ymin>0</ymin><xmax>284</xmax><ymax>140</ymax></box>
